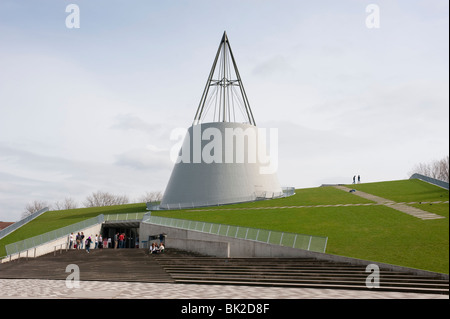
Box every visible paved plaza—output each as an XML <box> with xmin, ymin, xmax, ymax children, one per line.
<box><xmin>0</xmin><ymin>278</ymin><xmax>447</xmax><ymax>299</ymax></box>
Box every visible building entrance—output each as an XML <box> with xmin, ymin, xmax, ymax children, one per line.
<box><xmin>101</xmin><ymin>225</ymin><xmax>139</xmax><ymax>249</ymax></box>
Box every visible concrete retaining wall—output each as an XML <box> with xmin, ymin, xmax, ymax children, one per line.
<box><xmin>167</xmin><ymin>238</ymin><xmax>230</xmax><ymax>258</ymax></box>
<box><xmin>140</xmin><ymin>222</ymin><xmax>315</xmax><ymax>258</ymax></box>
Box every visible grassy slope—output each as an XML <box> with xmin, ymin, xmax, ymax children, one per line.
<box><xmin>152</xmin><ymin>179</ymin><xmax>449</xmax><ymax>273</ymax></box>
<box><xmin>1</xmin><ymin>179</ymin><xmax>448</xmax><ymax>273</ymax></box>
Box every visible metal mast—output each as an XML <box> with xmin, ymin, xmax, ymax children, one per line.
<box><xmin>193</xmin><ymin>31</ymin><xmax>256</xmax><ymax>126</ymax></box>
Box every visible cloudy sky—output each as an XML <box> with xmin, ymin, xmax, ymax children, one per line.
<box><xmin>0</xmin><ymin>0</ymin><xmax>448</xmax><ymax>221</ymax></box>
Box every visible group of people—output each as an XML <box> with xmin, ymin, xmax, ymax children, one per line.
<box><xmin>68</xmin><ymin>232</ymin><xmax>103</xmax><ymax>253</ymax></box>
<box><xmin>68</xmin><ymin>232</ymin><xmax>85</xmax><ymax>249</ymax></box>
<box><xmin>67</xmin><ymin>232</ymin><xmax>165</xmax><ymax>253</ymax></box>
<box><xmin>68</xmin><ymin>232</ymin><xmax>131</xmax><ymax>251</ymax></box>
<box><xmin>352</xmin><ymin>175</ymin><xmax>361</xmax><ymax>184</ymax></box>
<box><xmin>149</xmin><ymin>242</ymin><xmax>164</xmax><ymax>254</ymax></box>
<box><xmin>113</xmin><ymin>232</ymin><xmax>127</xmax><ymax>249</ymax></box>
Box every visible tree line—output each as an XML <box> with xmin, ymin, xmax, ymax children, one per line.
<box><xmin>409</xmin><ymin>155</ymin><xmax>449</xmax><ymax>183</ymax></box>
<box><xmin>22</xmin><ymin>190</ymin><xmax>162</xmax><ymax>219</ymax></box>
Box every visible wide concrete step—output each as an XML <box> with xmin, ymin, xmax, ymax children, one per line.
<box><xmin>162</xmin><ymin>268</ymin><xmax>448</xmax><ymax>282</ymax></box>
<box><xmin>1</xmin><ymin>248</ymin><xmax>448</xmax><ymax>295</ymax></box>
<box><xmin>150</xmin><ymin>252</ymin><xmax>449</xmax><ymax>295</ymax></box>
<box><xmin>0</xmin><ymin>248</ymin><xmax>174</xmax><ymax>283</ymax></box>
<box><xmin>169</xmin><ymin>273</ymin><xmax>448</xmax><ymax>287</ymax></box>
<box><xmin>174</xmin><ymin>278</ymin><xmax>448</xmax><ymax>295</ymax></box>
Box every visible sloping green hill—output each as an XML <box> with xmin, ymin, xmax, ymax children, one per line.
<box><xmin>152</xmin><ymin>179</ymin><xmax>449</xmax><ymax>273</ymax></box>
<box><xmin>1</xmin><ymin>179</ymin><xmax>448</xmax><ymax>273</ymax></box>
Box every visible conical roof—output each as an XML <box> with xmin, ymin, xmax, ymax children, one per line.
<box><xmin>160</xmin><ymin>32</ymin><xmax>282</xmax><ymax>209</ymax></box>
<box><xmin>193</xmin><ymin>31</ymin><xmax>256</xmax><ymax>126</ymax></box>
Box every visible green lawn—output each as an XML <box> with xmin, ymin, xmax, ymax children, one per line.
<box><xmin>203</xmin><ymin>185</ymin><xmax>375</xmax><ymax>210</ymax></box>
<box><xmin>152</xmin><ymin>179</ymin><xmax>449</xmax><ymax>274</ymax></box>
<box><xmin>151</xmin><ymin>204</ymin><xmax>449</xmax><ymax>273</ymax></box>
<box><xmin>1</xmin><ymin>179</ymin><xmax>448</xmax><ymax>274</ymax></box>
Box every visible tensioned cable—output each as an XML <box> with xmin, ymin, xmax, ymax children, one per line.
<box><xmin>193</xmin><ymin>32</ymin><xmax>256</xmax><ymax>125</ymax></box>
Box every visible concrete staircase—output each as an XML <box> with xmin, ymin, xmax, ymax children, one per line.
<box><xmin>151</xmin><ymin>251</ymin><xmax>449</xmax><ymax>295</ymax></box>
<box><xmin>0</xmin><ymin>248</ymin><xmax>174</xmax><ymax>283</ymax></box>
<box><xmin>0</xmin><ymin>248</ymin><xmax>448</xmax><ymax>295</ymax></box>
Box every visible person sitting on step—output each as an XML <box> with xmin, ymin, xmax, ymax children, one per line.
<box><xmin>150</xmin><ymin>242</ymin><xmax>160</xmax><ymax>254</ymax></box>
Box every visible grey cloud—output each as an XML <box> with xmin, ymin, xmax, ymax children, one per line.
<box><xmin>114</xmin><ymin>147</ymin><xmax>173</xmax><ymax>171</ymax></box>
<box><xmin>110</xmin><ymin>114</ymin><xmax>164</xmax><ymax>134</ymax></box>
<box><xmin>0</xmin><ymin>145</ymin><xmax>171</xmax><ymax>221</ymax></box>
<box><xmin>251</xmin><ymin>55</ymin><xmax>297</xmax><ymax>79</ymax></box>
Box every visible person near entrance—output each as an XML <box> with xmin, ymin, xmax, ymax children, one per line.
<box><xmin>159</xmin><ymin>233</ymin><xmax>166</xmax><ymax>244</ymax></box>
<box><xmin>114</xmin><ymin>233</ymin><xmax>118</xmax><ymax>249</ymax></box>
<box><xmin>119</xmin><ymin>233</ymin><xmax>125</xmax><ymax>248</ymax></box>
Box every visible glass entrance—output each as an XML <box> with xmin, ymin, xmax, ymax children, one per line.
<box><xmin>101</xmin><ymin>226</ymin><xmax>139</xmax><ymax>248</ymax></box>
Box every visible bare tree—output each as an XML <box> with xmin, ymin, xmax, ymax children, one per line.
<box><xmin>54</xmin><ymin>197</ymin><xmax>78</xmax><ymax>210</ymax></box>
<box><xmin>440</xmin><ymin>155</ymin><xmax>450</xmax><ymax>182</ymax></box>
<box><xmin>22</xmin><ymin>200</ymin><xmax>50</xmax><ymax>219</ymax></box>
<box><xmin>83</xmin><ymin>191</ymin><xmax>130</xmax><ymax>207</ymax></box>
<box><xmin>410</xmin><ymin>155</ymin><xmax>449</xmax><ymax>182</ymax></box>
<box><xmin>139</xmin><ymin>191</ymin><xmax>163</xmax><ymax>203</ymax></box>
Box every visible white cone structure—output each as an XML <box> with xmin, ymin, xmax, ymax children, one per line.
<box><xmin>160</xmin><ymin>32</ymin><xmax>283</xmax><ymax>209</ymax></box>
<box><xmin>160</xmin><ymin>122</ymin><xmax>282</xmax><ymax>209</ymax></box>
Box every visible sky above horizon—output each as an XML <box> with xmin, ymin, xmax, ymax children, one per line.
<box><xmin>0</xmin><ymin>0</ymin><xmax>448</xmax><ymax>221</ymax></box>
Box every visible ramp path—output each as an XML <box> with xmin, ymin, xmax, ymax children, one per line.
<box><xmin>0</xmin><ymin>248</ymin><xmax>447</xmax><ymax>296</ymax></box>
<box><xmin>183</xmin><ymin>188</ymin><xmax>447</xmax><ymax>221</ymax></box>
<box><xmin>333</xmin><ymin>185</ymin><xmax>446</xmax><ymax>220</ymax></box>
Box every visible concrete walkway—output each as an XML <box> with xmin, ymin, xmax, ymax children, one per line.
<box><xmin>186</xmin><ymin>194</ymin><xmax>448</xmax><ymax>221</ymax></box>
<box><xmin>0</xmin><ymin>278</ymin><xmax>447</xmax><ymax>299</ymax></box>
<box><xmin>333</xmin><ymin>186</ymin><xmax>446</xmax><ymax>220</ymax></box>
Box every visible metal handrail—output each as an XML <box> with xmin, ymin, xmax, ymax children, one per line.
<box><xmin>4</xmin><ymin>214</ymin><xmax>105</xmax><ymax>256</ymax></box>
<box><xmin>143</xmin><ymin>215</ymin><xmax>328</xmax><ymax>253</ymax></box>
<box><xmin>103</xmin><ymin>212</ymin><xmax>146</xmax><ymax>222</ymax></box>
